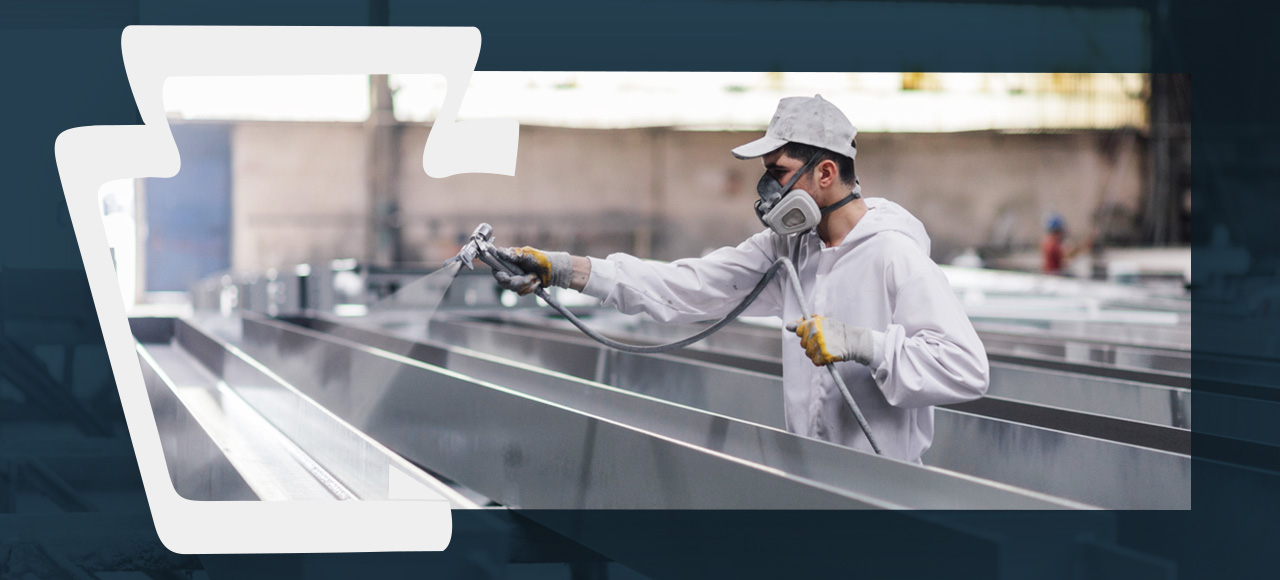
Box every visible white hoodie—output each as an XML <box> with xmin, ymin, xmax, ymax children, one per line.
<box><xmin>581</xmin><ymin>197</ymin><xmax>990</xmax><ymax>463</ymax></box>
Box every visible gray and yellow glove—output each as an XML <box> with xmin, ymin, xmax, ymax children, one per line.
<box><xmin>786</xmin><ymin>315</ymin><xmax>876</xmax><ymax>367</ymax></box>
<box><xmin>492</xmin><ymin>246</ymin><xmax>574</xmax><ymax>295</ymax></box>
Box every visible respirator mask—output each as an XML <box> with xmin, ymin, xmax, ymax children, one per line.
<box><xmin>754</xmin><ymin>153</ymin><xmax>862</xmax><ymax>235</ymax></box>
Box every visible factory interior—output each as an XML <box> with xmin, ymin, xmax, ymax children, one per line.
<box><xmin>17</xmin><ymin>71</ymin><xmax>1267</xmax><ymax>578</ymax></box>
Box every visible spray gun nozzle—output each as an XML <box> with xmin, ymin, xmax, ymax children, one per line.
<box><xmin>445</xmin><ymin>248</ymin><xmax>477</xmax><ymax>270</ymax></box>
<box><xmin>445</xmin><ymin>222</ymin><xmax>528</xmax><ymax>280</ymax></box>
<box><xmin>446</xmin><ymin>223</ymin><xmax>497</xmax><ymax>270</ymax></box>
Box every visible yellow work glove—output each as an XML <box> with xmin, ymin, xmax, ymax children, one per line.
<box><xmin>492</xmin><ymin>246</ymin><xmax>573</xmax><ymax>296</ymax></box>
<box><xmin>786</xmin><ymin>315</ymin><xmax>876</xmax><ymax>367</ymax></box>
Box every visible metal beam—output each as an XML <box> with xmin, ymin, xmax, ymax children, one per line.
<box><xmin>235</xmin><ymin>314</ymin><xmax>1087</xmax><ymax>509</ymax></box>
<box><xmin>976</xmin><ymin>320</ymin><xmax>1190</xmax><ymax>350</ymax></box>
<box><xmin>437</xmin><ymin>317</ymin><xmax>1192</xmax><ymax>446</ymax></box>
<box><xmin>988</xmin><ymin>362</ymin><xmax>1189</xmax><ymax>428</ymax></box>
<box><xmin>288</xmin><ymin>315</ymin><xmax>1187</xmax><ymax>508</ymax></box>
<box><xmin>136</xmin><ymin>344</ymin><xmax>260</xmax><ymax>501</ymax></box>
<box><xmin>483</xmin><ymin>311</ymin><xmax>1195</xmax><ymax>388</ymax></box>
<box><xmin>944</xmin><ymin>396</ymin><xmax>1187</xmax><ymax>454</ymax></box>
<box><xmin>986</xmin><ymin>352</ymin><xmax>1190</xmax><ymax>389</ymax></box>
<box><xmin>975</xmin><ymin>330</ymin><xmax>1190</xmax><ymax>374</ymax></box>
<box><xmin>141</xmin><ymin>320</ymin><xmax>476</xmax><ymax>507</ymax></box>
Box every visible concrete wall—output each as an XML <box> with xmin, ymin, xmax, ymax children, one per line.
<box><xmin>618</xmin><ymin>128</ymin><xmax>1143</xmax><ymax>262</ymax></box>
<box><xmin>396</xmin><ymin>125</ymin><xmax>660</xmax><ymax>263</ymax></box>
<box><xmin>853</xmin><ymin>130</ymin><xmax>1144</xmax><ymax>259</ymax></box>
<box><xmin>230</xmin><ymin>122</ymin><xmax>368</xmax><ymax>272</ymax></box>
<box><xmin>217</xmin><ymin>121</ymin><xmax>1145</xmax><ymax>271</ymax></box>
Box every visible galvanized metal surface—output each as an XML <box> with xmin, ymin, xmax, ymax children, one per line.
<box><xmin>214</xmin><ymin>318</ymin><xmax>912</xmax><ymax>510</ymax></box>
<box><xmin>169</xmin><ymin>320</ymin><xmax>474</xmax><ymax>507</ymax></box>
<box><xmin>432</xmin><ymin>317</ymin><xmax>1190</xmax><ymax>450</ymax></box>
<box><xmin>134</xmin><ymin>318</ymin><xmax>473</xmax><ymax>508</ymax></box>
<box><xmin>975</xmin><ymin>330</ymin><xmax>1190</xmax><ymax>374</ymax></box>
<box><xmin>135</xmin><ymin>345</ymin><xmax>258</xmax><ymax>501</ymax></box>
<box><xmin>329</xmin><ymin>315</ymin><xmax>1187</xmax><ymax>508</ymax></box>
<box><xmin>263</xmin><ymin>315</ymin><xmax>1085</xmax><ymax>509</ymax></box>
<box><xmin>141</xmin><ymin>343</ymin><xmax>346</xmax><ymax>501</ymax></box>
<box><xmin>988</xmin><ymin>363</ymin><xmax>1189</xmax><ymax>428</ymax></box>
<box><xmin>489</xmin><ymin>310</ymin><xmax>1196</xmax><ymax>389</ymax></box>
<box><xmin>925</xmin><ymin>410</ymin><xmax>1189</xmax><ymax>510</ymax></box>
<box><xmin>670</xmin><ymin>324</ymin><xmax>1195</xmax><ymax>429</ymax></box>
<box><xmin>397</xmin><ymin>317</ymin><xmax>789</xmax><ymax>429</ymax></box>
<box><xmin>943</xmin><ymin>395</ymin><xmax>1188</xmax><ymax>454</ymax></box>
<box><xmin>973</xmin><ymin>320</ymin><xmax>1191</xmax><ymax>351</ymax></box>
<box><xmin>986</xmin><ymin>351</ymin><xmax>1191</xmax><ymax>389</ymax></box>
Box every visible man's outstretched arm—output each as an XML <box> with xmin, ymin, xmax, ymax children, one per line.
<box><xmin>487</xmin><ymin>231</ymin><xmax>786</xmax><ymax>324</ymax></box>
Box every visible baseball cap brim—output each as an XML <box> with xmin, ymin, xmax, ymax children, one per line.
<box><xmin>731</xmin><ymin>135</ymin><xmax>789</xmax><ymax>160</ymax></box>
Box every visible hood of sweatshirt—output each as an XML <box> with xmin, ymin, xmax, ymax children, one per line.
<box><xmin>840</xmin><ymin>197</ymin><xmax>932</xmax><ymax>257</ymax></box>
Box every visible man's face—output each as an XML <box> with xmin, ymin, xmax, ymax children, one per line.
<box><xmin>761</xmin><ymin>150</ymin><xmax>817</xmax><ymax>197</ymax></box>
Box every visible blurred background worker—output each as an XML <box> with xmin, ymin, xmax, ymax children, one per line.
<box><xmin>1041</xmin><ymin>212</ymin><xmax>1091</xmax><ymax>275</ymax></box>
<box><xmin>1042</xmin><ymin>213</ymin><xmax>1068</xmax><ymax>274</ymax></box>
<box><xmin>490</xmin><ymin>95</ymin><xmax>989</xmax><ymax>463</ymax></box>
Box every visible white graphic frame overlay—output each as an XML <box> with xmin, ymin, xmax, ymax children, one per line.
<box><xmin>54</xmin><ymin>26</ymin><xmax>519</xmax><ymax>554</ymax></box>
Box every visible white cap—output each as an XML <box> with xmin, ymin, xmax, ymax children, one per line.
<box><xmin>732</xmin><ymin>94</ymin><xmax>858</xmax><ymax>161</ymax></box>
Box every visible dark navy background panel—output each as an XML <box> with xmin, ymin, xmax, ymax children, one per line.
<box><xmin>390</xmin><ymin>0</ymin><xmax>1150</xmax><ymax>72</ymax></box>
<box><xmin>0</xmin><ymin>1</ymin><xmax>1277</xmax><ymax>579</ymax></box>
<box><xmin>144</xmin><ymin>123</ymin><xmax>233</xmax><ymax>292</ymax></box>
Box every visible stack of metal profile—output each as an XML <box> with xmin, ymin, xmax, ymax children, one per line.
<box><xmin>167</xmin><ymin>262</ymin><xmax>1204</xmax><ymax>510</ymax></box>
<box><xmin>142</xmin><ymin>263</ymin><xmax>1248</xmax><ymax>573</ymax></box>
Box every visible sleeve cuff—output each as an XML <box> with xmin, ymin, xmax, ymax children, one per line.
<box><xmin>869</xmin><ymin>329</ymin><xmax>887</xmax><ymax>369</ymax></box>
<box><xmin>581</xmin><ymin>256</ymin><xmax>619</xmax><ymax>300</ymax></box>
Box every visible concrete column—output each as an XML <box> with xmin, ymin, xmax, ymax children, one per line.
<box><xmin>366</xmin><ymin>74</ymin><xmax>403</xmax><ymax>266</ymax></box>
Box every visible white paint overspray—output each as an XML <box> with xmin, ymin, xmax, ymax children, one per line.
<box><xmin>369</xmin><ymin>260</ymin><xmax>465</xmax><ymax>319</ymax></box>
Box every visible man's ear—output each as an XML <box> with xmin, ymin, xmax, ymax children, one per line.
<box><xmin>817</xmin><ymin>159</ymin><xmax>837</xmax><ymax>188</ymax></box>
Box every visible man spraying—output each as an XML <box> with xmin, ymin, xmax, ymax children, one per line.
<box><xmin>490</xmin><ymin>95</ymin><xmax>989</xmax><ymax>464</ymax></box>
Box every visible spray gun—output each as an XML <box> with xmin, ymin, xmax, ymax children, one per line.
<box><xmin>446</xmin><ymin>222</ymin><xmax>883</xmax><ymax>455</ymax></box>
<box><xmin>445</xmin><ymin>223</ymin><xmax>494</xmax><ymax>271</ymax></box>
<box><xmin>446</xmin><ymin>223</ymin><xmax>525</xmax><ymax>277</ymax></box>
